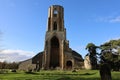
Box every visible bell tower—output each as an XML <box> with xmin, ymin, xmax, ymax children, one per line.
<box><xmin>42</xmin><ymin>5</ymin><xmax>66</xmax><ymax>69</ymax></box>
<box><xmin>47</xmin><ymin>5</ymin><xmax>64</xmax><ymax>31</ymax></box>
<box><xmin>18</xmin><ymin>5</ymin><xmax>84</xmax><ymax>71</ymax></box>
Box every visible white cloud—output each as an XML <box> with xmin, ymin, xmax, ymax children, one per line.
<box><xmin>0</xmin><ymin>49</ymin><xmax>36</xmax><ymax>62</ymax></box>
<box><xmin>96</xmin><ymin>16</ymin><xmax>120</xmax><ymax>23</ymax></box>
<box><xmin>109</xmin><ymin>16</ymin><xmax>120</xmax><ymax>23</ymax></box>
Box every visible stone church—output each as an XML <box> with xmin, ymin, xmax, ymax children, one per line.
<box><xmin>19</xmin><ymin>5</ymin><xmax>83</xmax><ymax>70</ymax></box>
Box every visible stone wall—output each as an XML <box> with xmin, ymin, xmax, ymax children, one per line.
<box><xmin>18</xmin><ymin>59</ymin><xmax>36</xmax><ymax>71</ymax></box>
<box><xmin>84</xmin><ymin>55</ymin><xmax>92</xmax><ymax>69</ymax></box>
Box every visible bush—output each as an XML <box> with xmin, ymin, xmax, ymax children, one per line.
<box><xmin>11</xmin><ymin>69</ymin><xmax>16</xmax><ymax>72</ymax></box>
<box><xmin>0</xmin><ymin>69</ymin><xmax>8</xmax><ymax>74</ymax></box>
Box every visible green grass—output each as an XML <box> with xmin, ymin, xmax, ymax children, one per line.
<box><xmin>0</xmin><ymin>70</ymin><xmax>119</xmax><ymax>80</ymax></box>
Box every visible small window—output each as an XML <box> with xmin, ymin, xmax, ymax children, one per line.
<box><xmin>53</xmin><ymin>10</ymin><xmax>58</xmax><ymax>17</ymax></box>
<box><xmin>54</xmin><ymin>10</ymin><xmax>58</xmax><ymax>14</ymax></box>
<box><xmin>53</xmin><ymin>22</ymin><xmax>57</xmax><ymax>30</ymax></box>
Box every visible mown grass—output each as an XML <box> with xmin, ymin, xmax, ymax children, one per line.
<box><xmin>0</xmin><ymin>70</ymin><xmax>119</xmax><ymax>80</ymax></box>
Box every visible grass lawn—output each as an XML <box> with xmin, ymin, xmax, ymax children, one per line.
<box><xmin>0</xmin><ymin>70</ymin><xmax>119</xmax><ymax>80</ymax></box>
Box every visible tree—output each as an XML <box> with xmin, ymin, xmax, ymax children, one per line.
<box><xmin>100</xmin><ymin>39</ymin><xmax>120</xmax><ymax>71</ymax></box>
<box><xmin>86</xmin><ymin>43</ymin><xmax>96</xmax><ymax>55</ymax></box>
<box><xmin>0</xmin><ymin>61</ymin><xmax>19</xmax><ymax>69</ymax></box>
<box><xmin>85</xmin><ymin>43</ymin><xmax>99</xmax><ymax>69</ymax></box>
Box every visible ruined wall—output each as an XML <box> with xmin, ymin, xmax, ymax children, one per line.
<box><xmin>32</xmin><ymin>52</ymin><xmax>43</xmax><ymax>69</ymax></box>
<box><xmin>18</xmin><ymin>5</ymin><xmax>84</xmax><ymax>71</ymax></box>
<box><xmin>18</xmin><ymin>59</ymin><xmax>36</xmax><ymax>71</ymax></box>
<box><xmin>84</xmin><ymin>55</ymin><xmax>92</xmax><ymax>69</ymax></box>
<box><xmin>64</xmin><ymin>50</ymin><xmax>84</xmax><ymax>70</ymax></box>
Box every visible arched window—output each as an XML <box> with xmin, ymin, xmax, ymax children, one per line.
<box><xmin>50</xmin><ymin>36</ymin><xmax>60</xmax><ymax>68</ymax></box>
<box><xmin>53</xmin><ymin>10</ymin><xmax>58</xmax><ymax>17</ymax></box>
<box><xmin>53</xmin><ymin>22</ymin><xmax>57</xmax><ymax>30</ymax></box>
<box><xmin>66</xmin><ymin>60</ymin><xmax>72</xmax><ymax>69</ymax></box>
<box><xmin>54</xmin><ymin>10</ymin><xmax>58</xmax><ymax>14</ymax></box>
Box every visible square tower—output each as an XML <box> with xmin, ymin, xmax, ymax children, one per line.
<box><xmin>42</xmin><ymin>5</ymin><xmax>66</xmax><ymax>69</ymax></box>
<box><xmin>42</xmin><ymin>5</ymin><xmax>83</xmax><ymax>70</ymax></box>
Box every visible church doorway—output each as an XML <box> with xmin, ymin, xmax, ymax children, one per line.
<box><xmin>50</xmin><ymin>36</ymin><xmax>60</xmax><ymax>69</ymax></box>
<box><xmin>66</xmin><ymin>60</ymin><xmax>72</xmax><ymax>69</ymax></box>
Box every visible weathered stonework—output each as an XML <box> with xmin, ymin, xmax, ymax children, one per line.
<box><xmin>19</xmin><ymin>59</ymin><xmax>36</xmax><ymax>71</ymax></box>
<box><xmin>84</xmin><ymin>55</ymin><xmax>92</xmax><ymax>70</ymax></box>
<box><xmin>18</xmin><ymin>5</ymin><xmax>83</xmax><ymax>70</ymax></box>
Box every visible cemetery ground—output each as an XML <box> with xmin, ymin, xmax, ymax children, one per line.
<box><xmin>0</xmin><ymin>70</ymin><xmax>119</xmax><ymax>80</ymax></box>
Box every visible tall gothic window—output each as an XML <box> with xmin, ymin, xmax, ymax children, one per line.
<box><xmin>53</xmin><ymin>22</ymin><xmax>57</xmax><ymax>30</ymax></box>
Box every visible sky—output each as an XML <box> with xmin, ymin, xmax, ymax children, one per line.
<box><xmin>0</xmin><ymin>0</ymin><xmax>120</xmax><ymax>62</ymax></box>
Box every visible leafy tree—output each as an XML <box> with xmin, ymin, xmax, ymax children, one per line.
<box><xmin>86</xmin><ymin>43</ymin><xmax>99</xmax><ymax>69</ymax></box>
<box><xmin>100</xmin><ymin>39</ymin><xmax>120</xmax><ymax>71</ymax></box>
<box><xmin>86</xmin><ymin>43</ymin><xmax>96</xmax><ymax>55</ymax></box>
<box><xmin>0</xmin><ymin>61</ymin><xmax>18</xmax><ymax>69</ymax></box>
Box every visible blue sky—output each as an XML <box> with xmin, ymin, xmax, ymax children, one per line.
<box><xmin>0</xmin><ymin>0</ymin><xmax>120</xmax><ymax>62</ymax></box>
